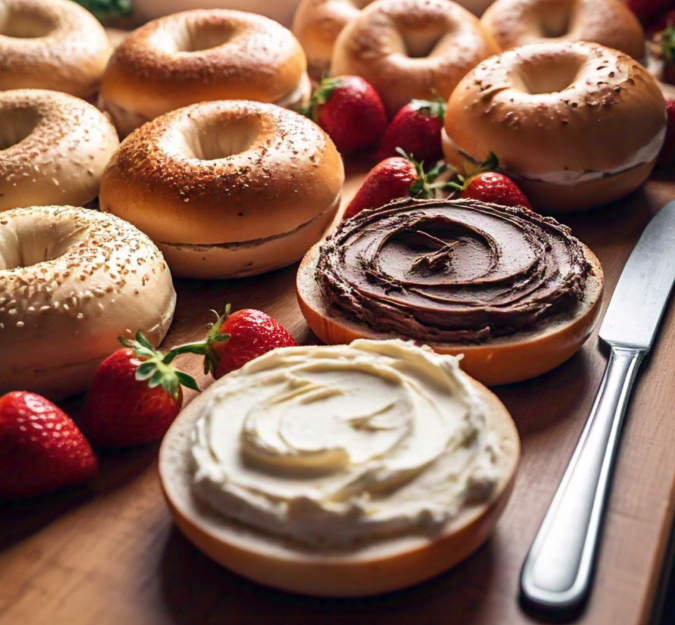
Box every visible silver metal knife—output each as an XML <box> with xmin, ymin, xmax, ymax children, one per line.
<box><xmin>520</xmin><ymin>200</ymin><xmax>675</xmax><ymax>615</ymax></box>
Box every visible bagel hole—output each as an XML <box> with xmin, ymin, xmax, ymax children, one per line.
<box><xmin>538</xmin><ymin>2</ymin><xmax>573</xmax><ymax>38</ymax></box>
<box><xmin>0</xmin><ymin>107</ymin><xmax>40</xmax><ymax>150</ymax></box>
<box><xmin>401</xmin><ymin>26</ymin><xmax>449</xmax><ymax>59</ymax></box>
<box><xmin>0</xmin><ymin>6</ymin><xmax>57</xmax><ymax>38</ymax></box>
<box><xmin>0</xmin><ymin>215</ymin><xmax>87</xmax><ymax>271</ymax></box>
<box><xmin>513</xmin><ymin>54</ymin><xmax>583</xmax><ymax>95</ymax></box>
<box><xmin>174</xmin><ymin>21</ymin><xmax>235</xmax><ymax>53</ymax></box>
<box><xmin>182</xmin><ymin>116</ymin><xmax>259</xmax><ymax>161</ymax></box>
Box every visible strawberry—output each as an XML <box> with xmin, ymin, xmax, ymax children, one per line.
<box><xmin>343</xmin><ymin>149</ymin><xmax>447</xmax><ymax>220</ymax></box>
<box><xmin>376</xmin><ymin>98</ymin><xmax>447</xmax><ymax>163</ymax></box>
<box><xmin>625</xmin><ymin>0</ymin><xmax>673</xmax><ymax>23</ymax></box>
<box><xmin>657</xmin><ymin>98</ymin><xmax>675</xmax><ymax>167</ymax></box>
<box><xmin>171</xmin><ymin>305</ymin><xmax>297</xmax><ymax>379</ymax></box>
<box><xmin>304</xmin><ymin>75</ymin><xmax>388</xmax><ymax>154</ymax></box>
<box><xmin>79</xmin><ymin>333</ymin><xmax>199</xmax><ymax>448</ymax></box>
<box><xmin>450</xmin><ymin>153</ymin><xmax>533</xmax><ymax>210</ymax></box>
<box><xmin>0</xmin><ymin>392</ymin><xmax>97</xmax><ymax>498</ymax></box>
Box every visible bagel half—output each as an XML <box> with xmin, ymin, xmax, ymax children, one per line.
<box><xmin>159</xmin><ymin>342</ymin><xmax>519</xmax><ymax>596</ymax></box>
<box><xmin>297</xmin><ymin>198</ymin><xmax>604</xmax><ymax>386</ymax></box>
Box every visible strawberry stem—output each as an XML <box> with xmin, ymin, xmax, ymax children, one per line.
<box><xmin>119</xmin><ymin>331</ymin><xmax>200</xmax><ymax>400</ymax></box>
<box><xmin>302</xmin><ymin>76</ymin><xmax>341</xmax><ymax>121</ymax></box>
<box><xmin>409</xmin><ymin>97</ymin><xmax>447</xmax><ymax>122</ymax></box>
<box><xmin>164</xmin><ymin>305</ymin><xmax>233</xmax><ymax>376</ymax></box>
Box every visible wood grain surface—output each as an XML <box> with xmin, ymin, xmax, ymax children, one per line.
<box><xmin>2</xmin><ymin>166</ymin><xmax>675</xmax><ymax>625</ymax></box>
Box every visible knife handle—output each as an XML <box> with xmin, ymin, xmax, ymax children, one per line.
<box><xmin>520</xmin><ymin>345</ymin><xmax>644</xmax><ymax>614</ymax></box>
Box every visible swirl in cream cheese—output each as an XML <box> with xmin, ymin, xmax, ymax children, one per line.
<box><xmin>190</xmin><ymin>340</ymin><xmax>501</xmax><ymax>548</ymax></box>
<box><xmin>316</xmin><ymin>198</ymin><xmax>591</xmax><ymax>343</ymax></box>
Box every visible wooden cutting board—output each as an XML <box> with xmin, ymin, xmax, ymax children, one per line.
<box><xmin>1</xmin><ymin>165</ymin><xmax>675</xmax><ymax>625</ymax></box>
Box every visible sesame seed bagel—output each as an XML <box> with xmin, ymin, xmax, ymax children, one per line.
<box><xmin>0</xmin><ymin>89</ymin><xmax>119</xmax><ymax>212</ymax></box>
<box><xmin>100</xmin><ymin>9</ymin><xmax>311</xmax><ymax>137</ymax></box>
<box><xmin>331</xmin><ymin>0</ymin><xmax>500</xmax><ymax>117</ymax></box>
<box><xmin>0</xmin><ymin>0</ymin><xmax>111</xmax><ymax>99</ymax></box>
<box><xmin>481</xmin><ymin>0</ymin><xmax>644</xmax><ymax>60</ymax></box>
<box><xmin>99</xmin><ymin>100</ymin><xmax>344</xmax><ymax>280</ymax></box>
<box><xmin>0</xmin><ymin>206</ymin><xmax>176</xmax><ymax>400</ymax></box>
<box><xmin>443</xmin><ymin>42</ymin><xmax>667</xmax><ymax>212</ymax></box>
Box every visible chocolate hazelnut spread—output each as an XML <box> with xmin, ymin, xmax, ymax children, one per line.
<box><xmin>316</xmin><ymin>198</ymin><xmax>592</xmax><ymax>343</ymax></box>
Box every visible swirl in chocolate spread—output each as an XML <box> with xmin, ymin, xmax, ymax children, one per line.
<box><xmin>316</xmin><ymin>199</ymin><xmax>592</xmax><ymax>342</ymax></box>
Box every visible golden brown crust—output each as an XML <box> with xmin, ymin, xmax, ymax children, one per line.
<box><xmin>159</xmin><ymin>360</ymin><xmax>520</xmax><ymax>596</ymax></box>
<box><xmin>444</xmin><ymin>42</ymin><xmax>666</xmax><ymax>212</ymax></box>
<box><xmin>481</xmin><ymin>0</ymin><xmax>645</xmax><ymax>60</ymax></box>
<box><xmin>100</xmin><ymin>100</ymin><xmax>344</xmax><ymax>279</ymax></box>
<box><xmin>331</xmin><ymin>0</ymin><xmax>500</xmax><ymax>117</ymax></box>
<box><xmin>100</xmin><ymin>10</ymin><xmax>307</xmax><ymax>126</ymax></box>
<box><xmin>0</xmin><ymin>0</ymin><xmax>111</xmax><ymax>98</ymax></box>
<box><xmin>297</xmin><ymin>242</ymin><xmax>604</xmax><ymax>385</ymax></box>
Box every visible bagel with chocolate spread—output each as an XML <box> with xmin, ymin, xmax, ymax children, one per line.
<box><xmin>160</xmin><ymin>339</ymin><xmax>520</xmax><ymax>596</ymax></box>
<box><xmin>297</xmin><ymin>198</ymin><xmax>604</xmax><ymax>385</ymax></box>
<box><xmin>443</xmin><ymin>42</ymin><xmax>666</xmax><ymax>212</ymax></box>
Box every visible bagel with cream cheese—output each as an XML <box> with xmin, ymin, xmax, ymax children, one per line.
<box><xmin>0</xmin><ymin>206</ymin><xmax>176</xmax><ymax>399</ymax></box>
<box><xmin>331</xmin><ymin>0</ymin><xmax>500</xmax><ymax>117</ymax></box>
<box><xmin>100</xmin><ymin>9</ymin><xmax>311</xmax><ymax>137</ymax></box>
<box><xmin>443</xmin><ymin>42</ymin><xmax>667</xmax><ymax>212</ymax></box>
<box><xmin>0</xmin><ymin>0</ymin><xmax>110</xmax><ymax>99</ymax></box>
<box><xmin>0</xmin><ymin>89</ymin><xmax>119</xmax><ymax>211</ymax></box>
<box><xmin>100</xmin><ymin>100</ymin><xmax>344</xmax><ymax>279</ymax></box>
<box><xmin>160</xmin><ymin>339</ymin><xmax>520</xmax><ymax>596</ymax></box>
<box><xmin>294</xmin><ymin>0</ymin><xmax>497</xmax><ymax>78</ymax></box>
<box><xmin>481</xmin><ymin>0</ymin><xmax>644</xmax><ymax>60</ymax></box>
<box><xmin>297</xmin><ymin>198</ymin><xmax>604</xmax><ymax>386</ymax></box>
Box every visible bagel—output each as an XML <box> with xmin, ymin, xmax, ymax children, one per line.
<box><xmin>159</xmin><ymin>339</ymin><xmax>520</xmax><ymax>596</ymax></box>
<box><xmin>99</xmin><ymin>100</ymin><xmax>344</xmax><ymax>279</ymax></box>
<box><xmin>331</xmin><ymin>0</ymin><xmax>499</xmax><ymax>117</ymax></box>
<box><xmin>297</xmin><ymin>198</ymin><xmax>604</xmax><ymax>386</ymax></box>
<box><xmin>0</xmin><ymin>89</ymin><xmax>119</xmax><ymax>212</ymax></box>
<box><xmin>0</xmin><ymin>206</ymin><xmax>176</xmax><ymax>400</ymax></box>
<box><xmin>294</xmin><ymin>0</ymin><xmax>498</xmax><ymax>78</ymax></box>
<box><xmin>100</xmin><ymin>9</ymin><xmax>311</xmax><ymax>137</ymax></box>
<box><xmin>443</xmin><ymin>42</ymin><xmax>667</xmax><ymax>212</ymax></box>
<box><xmin>481</xmin><ymin>0</ymin><xmax>644</xmax><ymax>60</ymax></box>
<box><xmin>0</xmin><ymin>0</ymin><xmax>110</xmax><ymax>99</ymax></box>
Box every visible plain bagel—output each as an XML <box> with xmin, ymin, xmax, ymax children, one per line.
<box><xmin>100</xmin><ymin>9</ymin><xmax>311</xmax><ymax>137</ymax></box>
<box><xmin>293</xmin><ymin>0</ymin><xmax>498</xmax><ymax>77</ymax></box>
<box><xmin>0</xmin><ymin>206</ymin><xmax>176</xmax><ymax>400</ymax></box>
<box><xmin>443</xmin><ymin>42</ymin><xmax>667</xmax><ymax>212</ymax></box>
<box><xmin>0</xmin><ymin>0</ymin><xmax>111</xmax><ymax>99</ymax></box>
<box><xmin>481</xmin><ymin>0</ymin><xmax>645</xmax><ymax>59</ymax></box>
<box><xmin>0</xmin><ymin>89</ymin><xmax>119</xmax><ymax>211</ymax></box>
<box><xmin>99</xmin><ymin>100</ymin><xmax>344</xmax><ymax>279</ymax></box>
<box><xmin>331</xmin><ymin>0</ymin><xmax>500</xmax><ymax>117</ymax></box>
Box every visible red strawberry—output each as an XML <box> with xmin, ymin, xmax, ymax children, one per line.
<box><xmin>172</xmin><ymin>305</ymin><xmax>297</xmax><ymax>379</ymax></box>
<box><xmin>657</xmin><ymin>98</ymin><xmax>675</xmax><ymax>167</ymax></box>
<box><xmin>0</xmin><ymin>392</ymin><xmax>98</xmax><ymax>498</ymax></box>
<box><xmin>344</xmin><ymin>149</ymin><xmax>446</xmax><ymax>220</ymax></box>
<box><xmin>451</xmin><ymin>153</ymin><xmax>533</xmax><ymax>210</ymax></box>
<box><xmin>376</xmin><ymin>98</ymin><xmax>447</xmax><ymax>163</ymax></box>
<box><xmin>79</xmin><ymin>333</ymin><xmax>199</xmax><ymax>448</ymax></box>
<box><xmin>305</xmin><ymin>76</ymin><xmax>388</xmax><ymax>154</ymax></box>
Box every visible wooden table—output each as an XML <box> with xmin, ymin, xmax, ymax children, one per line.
<box><xmin>2</xmin><ymin>167</ymin><xmax>675</xmax><ymax>625</ymax></box>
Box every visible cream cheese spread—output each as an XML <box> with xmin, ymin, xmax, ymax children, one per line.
<box><xmin>190</xmin><ymin>339</ymin><xmax>502</xmax><ymax>548</ymax></box>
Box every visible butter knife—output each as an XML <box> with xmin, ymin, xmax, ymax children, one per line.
<box><xmin>520</xmin><ymin>200</ymin><xmax>675</xmax><ymax>615</ymax></box>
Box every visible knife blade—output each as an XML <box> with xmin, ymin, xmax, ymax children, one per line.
<box><xmin>520</xmin><ymin>200</ymin><xmax>675</xmax><ymax>616</ymax></box>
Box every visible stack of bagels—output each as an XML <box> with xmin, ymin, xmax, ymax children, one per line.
<box><xmin>0</xmin><ymin>0</ymin><xmax>669</xmax><ymax>600</ymax></box>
